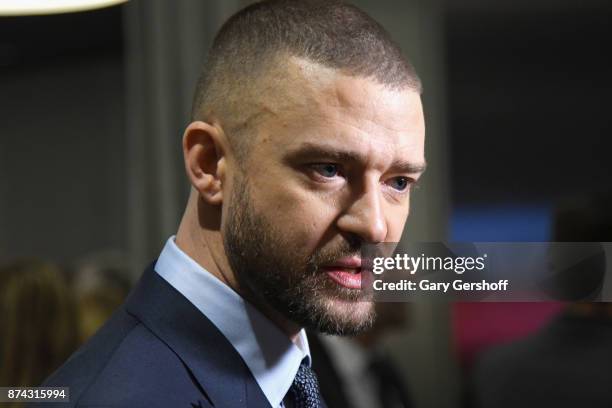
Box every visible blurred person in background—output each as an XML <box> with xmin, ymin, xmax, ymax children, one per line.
<box><xmin>0</xmin><ymin>260</ymin><xmax>79</xmax><ymax>389</ymax></box>
<box><xmin>69</xmin><ymin>251</ymin><xmax>132</xmax><ymax>343</ymax></box>
<box><xmin>471</xmin><ymin>192</ymin><xmax>612</xmax><ymax>408</ymax></box>
<box><xmin>311</xmin><ymin>302</ymin><xmax>414</xmax><ymax>408</ymax></box>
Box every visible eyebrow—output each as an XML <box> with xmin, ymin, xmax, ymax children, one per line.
<box><xmin>285</xmin><ymin>142</ymin><xmax>427</xmax><ymax>175</ymax></box>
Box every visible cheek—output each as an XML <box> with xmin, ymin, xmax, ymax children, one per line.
<box><xmin>285</xmin><ymin>199</ymin><xmax>339</xmax><ymax>250</ymax></box>
<box><xmin>388</xmin><ymin>222</ymin><xmax>406</xmax><ymax>242</ymax></box>
<box><xmin>250</xmin><ymin>181</ymin><xmax>339</xmax><ymax>249</ymax></box>
<box><xmin>385</xmin><ymin>202</ymin><xmax>410</xmax><ymax>241</ymax></box>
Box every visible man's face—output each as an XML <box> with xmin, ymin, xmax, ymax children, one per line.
<box><xmin>223</xmin><ymin>58</ymin><xmax>425</xmax><ymax>335</ymax></box>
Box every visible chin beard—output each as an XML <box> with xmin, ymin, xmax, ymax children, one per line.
<box><xmin>245</xmin><ymin>266</ymin><xmax>376</xmax><ymax>336</ymax></box>
<box><xmin>223</xmin><ymin>178</ymin><xmax>376</xmax><ymax>336</ymax></box>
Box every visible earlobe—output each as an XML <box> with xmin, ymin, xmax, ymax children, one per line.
<box><xmin>182</xmin><ymin>121</ymin><xmax>225</xmax><ymax>205</ymax></box>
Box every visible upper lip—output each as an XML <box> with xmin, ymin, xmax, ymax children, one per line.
<box><xmin>323</xmin><ymin>256</ymin><xmax>362</xmax><ymax>269</ymax></box>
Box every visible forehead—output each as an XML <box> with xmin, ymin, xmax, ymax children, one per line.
<box><xmin>258</xmin><ymin>57</ymin><xmax>425</xmax><ymax>159</ymax></box>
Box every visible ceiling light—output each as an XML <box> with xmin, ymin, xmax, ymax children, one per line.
<box><xmin>0</xmin><ymin>0</ymin><xmax>127</xmax><ymax>16</ymax></box>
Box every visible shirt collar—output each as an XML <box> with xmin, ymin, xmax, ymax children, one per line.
<box><xmin>155</xmin><ymin>236</ymin><xmax>310</xmax><ymax>407</ymax></box>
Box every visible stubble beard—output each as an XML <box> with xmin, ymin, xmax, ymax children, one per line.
<box><xmin>222</xmin><ymin>175</ymin><xmax>375</xmax><ymax>336</ymax></box>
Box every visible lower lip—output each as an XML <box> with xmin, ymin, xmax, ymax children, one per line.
<box><xmin>325</xmin><ymin>269</ymin><xmax>362</xmax><ymax>289</ymax></box>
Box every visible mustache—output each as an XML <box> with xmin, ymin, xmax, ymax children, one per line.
<box><xmin>309</xmin><ymin>241</ymin><xmax>362</xmax><ymax>271</ymax></box>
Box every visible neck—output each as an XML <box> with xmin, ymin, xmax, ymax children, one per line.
<box><xmin>175</xmin><ymin>192</ymin><xmax>303</xmax><ymax>342</ymax></box>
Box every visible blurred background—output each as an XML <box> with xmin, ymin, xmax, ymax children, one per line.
<box><xmin>1</xmin><ymin>0</ymin><xmax>611</xmax><ymax>407</ymax></box>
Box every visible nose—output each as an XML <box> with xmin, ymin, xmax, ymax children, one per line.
<box><xmin>336</xmin><ymin>184</ymin><xmax>387</xmax><ymax>244</ymax></box>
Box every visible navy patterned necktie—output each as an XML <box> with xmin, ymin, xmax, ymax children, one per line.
<box><xmin>289</xmin><ymin>360</ymin><xmax>323</xmax><ymax>408</ymax></box>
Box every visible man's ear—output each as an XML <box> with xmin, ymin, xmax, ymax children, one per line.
<box><xmin>182</xmin><ymin>121</ymin><xmax>226</xmax><ymax>205</ymax></box>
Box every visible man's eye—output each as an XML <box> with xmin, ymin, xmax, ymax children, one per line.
<box><xmin>389</xmin><ymin>176</ymin><xmax>412</xmax><ymax>191</ymax></box>
<box><xmin>311</xmin><ymin>163</ymin><xmax>340</xmax><ymax>178</ymax></box>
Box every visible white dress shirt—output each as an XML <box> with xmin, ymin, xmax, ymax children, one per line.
<box><xmin>155</xmin><ymin>236</ymin><xmax>310</xmax><ymax>408</ymax></box>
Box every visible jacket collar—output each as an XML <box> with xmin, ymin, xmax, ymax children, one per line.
<box><xmin>125</xmin><ymin>263</ymin><xmax>271</xmax><ymax>408</ymax></box>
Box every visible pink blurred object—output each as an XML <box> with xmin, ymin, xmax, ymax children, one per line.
<box><xmin>452</xmin><ymin>302</ymin><xmax>564</xmax><ymax>367</ymax></box>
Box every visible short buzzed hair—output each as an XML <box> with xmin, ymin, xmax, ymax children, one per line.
<box><xmin>191</xmin><ymin>0</ymin><xmax>421</xmax><ymax>158</ymax></box>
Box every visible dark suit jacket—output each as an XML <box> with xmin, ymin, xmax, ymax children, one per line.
<box><xmin>34</xmin><ymin>263</ymin><xmax>272</xmax><ymax>408</ymax></box>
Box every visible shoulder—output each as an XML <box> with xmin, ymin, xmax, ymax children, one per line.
<box><xmin>39</xmin><ymin>307</ymin><xmax>211</xmax><ymax>408</ymax></box>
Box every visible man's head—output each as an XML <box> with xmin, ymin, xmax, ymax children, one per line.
<box><xmin>191</xmin><ymin>0</ymin><xmax>422</xmax><ymax>161</ymax></box>
<box><xmin>180</xmin><ymin>0</ymin><xmax>426</xmax><ymax>336</ymax></box>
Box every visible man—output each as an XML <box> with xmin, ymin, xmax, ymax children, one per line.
<box><xmin>39</xmin><ymin>1</ymin><xmax>425</xmax><ymax>407</ymax></box>
<box><xmin>471</xmin><ymin>193</ymin><xmax>612</xmax><ymax>408</ymax></box>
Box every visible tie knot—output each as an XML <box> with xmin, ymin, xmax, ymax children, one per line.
<box><xmin>290</xmin><ymin>361</ymin><xmax>323</xmax><ymax>408</ymax></box>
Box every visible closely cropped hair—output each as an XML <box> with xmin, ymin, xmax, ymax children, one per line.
<box><xmin>191</xmin><ymin>0</ymin><xmax>421</xmax><ymax>122</ymax></box>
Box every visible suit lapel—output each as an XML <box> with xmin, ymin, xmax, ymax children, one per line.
<box><xmin>126</xmin><ymin>264</ymin><xmax>272</xmax><ymax>408</ymax></box>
